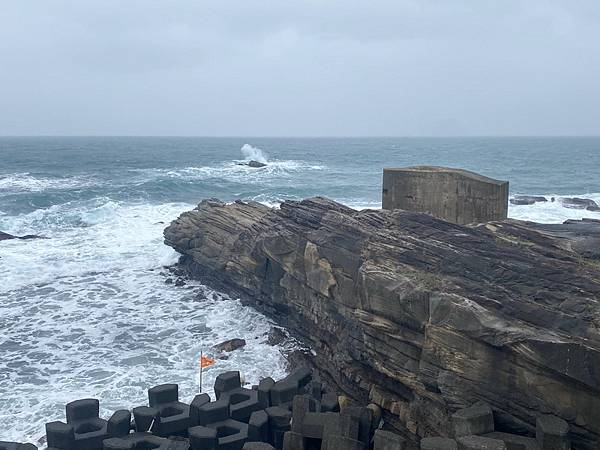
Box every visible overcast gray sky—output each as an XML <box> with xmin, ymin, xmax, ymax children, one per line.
<box><xmin>1</xmin><ymin>1</ymin><xmax>599</xmax><ymax>136</ymax></box>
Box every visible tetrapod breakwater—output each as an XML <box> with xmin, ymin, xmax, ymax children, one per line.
<box><xmin>2</xmin><ymin>366</ymin><xmax>573</xmax><ymax>450</ymax></box>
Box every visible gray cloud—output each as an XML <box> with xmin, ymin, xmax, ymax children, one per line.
<box><xmin>1</xmin><ymin>0</ymin><xmax>599</xmax><ymax>136</ymax></box>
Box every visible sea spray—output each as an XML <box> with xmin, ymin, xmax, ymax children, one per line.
<box><xmin>241</xmin><ymin>144</ymin><xmax>268</xmax><ymax>164</ymax></box>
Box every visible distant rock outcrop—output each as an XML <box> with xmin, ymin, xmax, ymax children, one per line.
<box><xmin>510</xmin><ymin>195</ymin><xmax>547</xmax><ymax>205</ymax></box>
<box><xmin>561</xmin><ymin>197</ymin><xmax>600</xmax><ymax>211</ymax></box>
<box><xmin>238</xmin><ymin>160</ymin><xmax>267</xmax><ymax>168</ymax></box>
<box><xmin>164</xmin><ymin>197</ymin><xmax>600</xmax><ymax>449</ymax></box>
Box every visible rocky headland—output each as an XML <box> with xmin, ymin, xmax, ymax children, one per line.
<box><xmin>164</xmin><ymin>197</ymin><xmax>600</xmax><ymax>449</ymax></box>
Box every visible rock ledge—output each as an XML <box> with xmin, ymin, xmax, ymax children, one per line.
<box><xmin>164</xmin><ymin>197</ymin><xmax>600</xmax><ymax>449</ymax></box>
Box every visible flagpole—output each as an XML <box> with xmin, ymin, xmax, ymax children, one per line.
<box><xmin>199</xmin><ymin>349</ymin><xmax>203</xmax><ymax>393</ymax></box>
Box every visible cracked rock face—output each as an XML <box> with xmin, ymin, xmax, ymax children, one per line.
<box><xmin>164</xmin><ymin>197</ymin><xmax>600</xmax><ymax>449</ymax></box>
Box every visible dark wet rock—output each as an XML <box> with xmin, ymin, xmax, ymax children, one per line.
<box><xmin>164</xmin><ymin>278</ymin><xmax>173</xmax><ymax>284</ymax></box>
<box><xmin>238</xmin><ymin>160</ymin><xmax>267</xmax><ymax>168</ymax></box>
<box><xmin>527</xmin><ymin>218</ymin><xmax>600</xmax><ymax>260</ymax></box>
<box><xmin>164</xmin><ymin>197</ymin><xmax>600</xmax><ymax>449</ymax></box>
<box><xmin>0</xmin><ymin>231</ymin><xmax>17</xmax><ymax>240</ymax></box>
<box><xmin>586</xmin><ymin>205</ymin><xmax>600</xmax><ymax>212</ymax></box>
<box><xmin>214</xmin><ymin>338</ymin><xmax>247</xmax><ymax>353</ymax></box>
<box><xmin>561</xmin><ymin>197</ymin><xmax>599</xmax><ymax>210</ymax></box>
<box><xmin>510</xmin><ymin>195</ymin><xmax>547</xmax><ymax>205</ymax></box>
<box><xmin>174</xmin><ymin>278</ymin><xmax>185</xmax><ymax>287</ymax></box>
<box><xmin>248</xmin><ymin>160</ymin><xmax>267</xmax><ymax>168</ymax></box>
<box><xmin>266</xmin><ymin>327</ymin><xmax>288</xmax><ymax>346</ymax></box>
<box><xmin>0</xmin><ymin>231</ymin><xmax>46</xmax><ymax>241</ymax></box>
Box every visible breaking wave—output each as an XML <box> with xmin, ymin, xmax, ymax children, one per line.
<box><xmin>508</xmin><ymin>193</ymin><xmax>600</xmax><ymax>223</ymax></box>
<box><xmin>132</xmin><ymin>160</ymin><xmax>325</xmax><ymax>186</ymax></box>
<box><xmin>0</xmin><ymin>199</ymin><xmax>291</xmax><ymax>443</ymax></box>
<box><xmin>0</xmin><ymin>172</ymin><xmax>97</xmax><ymax>193</ymax></box>
<box><xmin>240</xmin><ymin>143</ymin><xmax>268</xmax><ymax>164</ymax></box>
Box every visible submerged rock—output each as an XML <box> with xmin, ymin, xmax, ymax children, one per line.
<box><xmin>165</xmin><ymin>197</ymin><xmax>600</xmax><ymax>449</ymax></box>
<box><xmin>238</xmin><ymin>160</ymin><xmax>267</xmax><ymax>168</ymax></box>
<box><xmin>510</xmin><ymin>195</ymin><xmax>547</xmax><ymax>205</ymax></box>
<box><xmin>0</xmin><ymin>231</ymin><xmax>46</xmax><ymax>241</ymax></box>
<box><xmin>214</xmin><ymin>338</ymin><xmax>247</xmax><ymax>353</ymax></box>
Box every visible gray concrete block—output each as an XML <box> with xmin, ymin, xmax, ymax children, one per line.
<box><xmin>452</xmin><ymin>403</ymin><xmax>494</xmax><ymax>437</ymax></box>
<box><xmin>197</xmin><ymin>399</ymin><xmax>229</xmax><ymax>426</ymax></box>
<box><xmin>323</xmin><ymin>436</ymin><xmax>365</xmax><ymax>450</ymax></box>
<box><xmin>382</xmin><ymin>167</ymin><xmax>508</xmax><ymax>225</ymax></box>
<box><xmin>300</xmin><ymin>412</ymin><xmax>326</xmax><ymax>439</ymax></box>
<box><xmin>221</xmin><ymin>387</ymin><xmax>262</xmax><ymax>423</ymax></box>
<box><xmin>374</xmin><ymin>429</ymin><xmax>406</xmax><ymax>450</ymax></box>
<box><xmin>148</xmin><ymin>384</ymin><xmax>178</xmax><ymax>407</ymax></box>
<box><xmin>103</xmin><ymin>437</ymin><xmax>136</xmax><ymax>450</ymax></box>
<box><xmin>190</xmin><ymin>393</ymin><xmax>211</xmax><ymax>426</ymax></box>
<box><xmin>535</xmin><ymin>415</ymin><xmax>570</xmax><ymax>450</ymax></box>
<box><xmin>270</xmin><ymin>381</ymin><xmax>298</xmax><ymax>407</ymax></box>
<box><xmin>457</xmin><ymin>435</ymin><xmax>507</xmax><ymax>450</ymax></box>
<box><xmin>282</xmin><ymin>431</ymin><xmax>305</xmax><ymax>450</ymax></box>
<box><xmin>66</xmin><ymin>398</ymin><xmax>100</xmax><ymax>423</ymax></box>
<box><xmin>249</xmin><ymin>410</ymin><xmax>269</xmax><ymax>443</ymax></box>
<box><xmin>420</xmin><ymin>437</ymin><xmax>458</xmax><ymax>450</ymax></box>
<box><xmin>307</xmin><ymin>381</ymin><xmax>323</xmax><ymax>401</ymax></box>
<box><xmin>206</xmin><ymin>418</ymin><xmax>249</xmax><ymax>450</ymax></box>
<box><xmin>45</xmin><ymin>421</ymin><xmax>75</xmax><ymax>450</ymax></box>
<box><xmin>343</xmin><ymin>406</ymin><xmax>373</xmax><ymax>445</ymax></box>
<box><xmin>319</xmin><ymin>393</ymin><xmax>339</xmax><ymax>413</ymax></box>
<box><xmin>266</xmin><ymin>406</ymin><xmax>292</xmax><ymax>430</ymax></box>
<box><xmin>258</xmin><ymin>378</ymin><xmax>275</xmax><ymax>409</ymax></box>
<box><xmin>483</xmin><ymin>432</ymin><xmax>539</xmax><ymax>450</ymax></box>
<box><xmin>107</xmin><ymin>410</ymin><xmax>131</xmax><ymax>437</ymax></box>
<box><xmin>214</xmin><ymin>371</ymin><xmax>242</xmax><ymax>399</ymax></box>
<box><xmin>243</xmin><ymin>444</ymin><xmax>276</xmax><ymax>450</ymax></box>
<box><xmin>291</xmin><ymin>395</ymin><xmax>317</xmax><ymax>433</ymax></box>
<box><xmin>189</xmin><ymin>425</ymin><xmax>217</xmax><ymax>450</ymax></box>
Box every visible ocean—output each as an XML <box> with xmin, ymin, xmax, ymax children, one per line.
<box><xmin>1</xmin><ymin>136</ymin><xmax>599</xmax><ymax>442</ymax></box>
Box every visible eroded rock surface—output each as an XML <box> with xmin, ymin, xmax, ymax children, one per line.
<box><xmin>164</xmin><ymin>197</ymin><xmax>600</xmax><ymax>449</ymax></box>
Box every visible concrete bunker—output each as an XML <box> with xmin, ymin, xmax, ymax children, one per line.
<box><xmin>382</xmin><ymin>166</ymin><xmax>509</xmax><ymax>225</ymax></box>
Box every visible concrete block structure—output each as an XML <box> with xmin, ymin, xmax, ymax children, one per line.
<box><xmin>451</xmin><ymin>402</ymin><xmax>494</xmax><ymax>437</ymax></box>
<box><xmin>33</xmin><ymin>374</ymin><xmax>569</xmax><ymax>450</ymax></box>
<box><xmin>382</xmin><ymin>166</ymin><xmax>508</xmax><ymax>225</ymax></box>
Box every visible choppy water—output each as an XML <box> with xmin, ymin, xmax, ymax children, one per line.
<box><xmin>1</xmin><ymin>136</ymin><xmax>600</xmax><ymax>443</ymax></box>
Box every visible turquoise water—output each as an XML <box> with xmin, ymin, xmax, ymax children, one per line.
<box><xmin>1</xmin><ymin>136</ymin><xmax>599</xmax><ymax>442</ymax></box>
<box><xmin>2</xmin><ymin>136</ymin><xmax>600</xmax><ymax>216</ymax></box>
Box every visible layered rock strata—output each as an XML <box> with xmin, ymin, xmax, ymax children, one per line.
<box><xmin>164</xmin><ymin>197</ymin><xmax>600</xmax><ymax>449</ymax></box>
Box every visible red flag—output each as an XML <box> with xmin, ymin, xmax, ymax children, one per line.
<box><xmin>200</xmin><ymin>355</ymin><xmax>215</xmax><ymax>369</ymax></box>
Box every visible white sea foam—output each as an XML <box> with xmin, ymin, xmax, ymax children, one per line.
<box><xmin>508</xmin><ymin>193</ymin><xmax>600</xmax><ymax>223</ymax></box>
<box><xmin>0</xmin><ymin>200</ymin><xmax>290</xmax><ymax>443</ymax></box>
<box><xmin>133</xmin><ymin>159</ymin><xmax>325</xmax><ymax>186</ymax></box>
<box><xmin>0</xmin><ymin>172</ymin><xmax>96</xmax><ymax>193</ymax></box>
